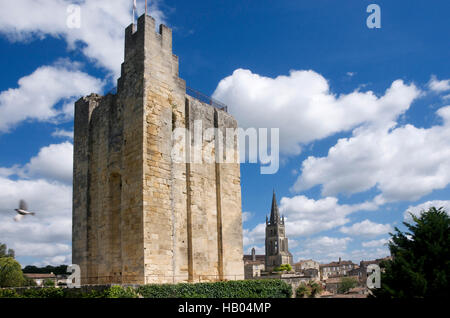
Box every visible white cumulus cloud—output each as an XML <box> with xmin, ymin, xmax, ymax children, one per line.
<box><xmin>52</xmin><ymin>129</ymin><xmax>74</xmax><ymax>139</ymax></box>
<box><xmin>428</xmin><ymin>75</ymin><xmax>450</xmax><ymax>93</ymax></box>
<box><xmin>243</xmin><ymin>223</ymin><xmax>266</xmax><ymax>247</ymax></box>
<box><xmin>280</xmin><ymin>195</ymin><xmax>377</xmax><ymax>237</ymax></box>
<box><xmin>22</xmin><ymin>142</ymin><xmax>73</xmax><ymax>184</ymax></box>
<box><xmin>0</xmin><ymin>0</ymin><xmax>166</xmax><ymax>78</ymax></box>
<box><xmin>242</xmin><ymin>195</ymin><xmax>378</xmax><ymax>253</ymax></box>
<box><xmin>293</xmin><ymin>106</ymin><xmax>450</xmax><ymax>204</ymax></box>
<box><xmin>294</xmin><ymin>236</ymin><xmax>352</xmax><ymax>263</ymax></box>
<box><xmin>340</xmin><ymin>220</ymin><xmax>392</xmax><ymax>238</ymax></box>
<box><xmin>0</xmin><ymin>61</ymin><xmax>103</xmax><ymax>132</ymax></box>
<box><xmin>361</xmin><ymin>238</ymin><xmax>390</xmax><ymax>248</ymax></box>
<box><xmin>213</xmin><ymin>69</ymin><xmax>420</xmax><ymax>155</ymax></box>
<box><xmin>0</xmin><ymin>142</ymin><xmax>73</xmax><ymax>266</ymax></box>
<box><xmin>404</xmin><ymin>200</ymin><xmax>450</xmax><ymax>221</ymax></box>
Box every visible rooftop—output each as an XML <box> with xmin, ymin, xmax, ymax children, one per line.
<box><xmin>294</xmin><ymin>259</ymin><xmax>318</xmax><ymax>265</ymax></box>
<box><xmin>24</xmin><ymin>273</ymin><xmax>56</xmax><ymax>279</ymax></box>
<box><xmin>320</xmin><ymin>260</ymin><xmax>355</xmax><ymax>268</ymax></box>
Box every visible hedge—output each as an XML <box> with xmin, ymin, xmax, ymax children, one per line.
<box><xmin>0</xmin><ymin>287</ymin><xmax>132</xmax><ymax>299</ymax></box>
<box><xmin>0</xmin><ymin>279</ymin><xmax>292</xmax><ymax>299</ymax></box>
<box><xmin>0</xmin><ymin>289</ymin><xmax>20</xmax><ymax>298</ymax></box>
<box><xmin>137</xmin><ymin>280</ymin><xmax>292</xmax><ymax>298</ymax></box>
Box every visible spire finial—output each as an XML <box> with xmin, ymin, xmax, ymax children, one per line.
<box><xmin>270</xmin><ymin>190</ymin><xmax>280</xmax><ymax>225</ymax></box>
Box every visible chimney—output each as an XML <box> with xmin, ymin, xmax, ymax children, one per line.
<box><xmin>339</xmin><ymin>257</ymin><xmax>341</xmax><ymax>263</ymax></box>
<box><xmin>252</xmin><ymin>248</ymin><xmax>256</xmax><ymax>262</ymax></box>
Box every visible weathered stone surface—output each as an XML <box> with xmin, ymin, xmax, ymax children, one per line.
<box><xmin>73</xmin><ymin>14</ymin><xmax>244</xmax><ymax>285</ymax></box>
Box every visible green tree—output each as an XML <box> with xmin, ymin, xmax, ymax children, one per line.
<box><xmin>295</xmin><ymin>281</ymin><xmax>323</xmax><ymax>298</ymax></box>
<box><xmin>0</xmin><ymin>243</ymin><xmax>15</xmax><ymax>259</ymax></box>
<box><xmin>308</xmin><ymin>281</ymin><xmax>323</xmax><ymax>298</ymax></box>
<box><xmin>372</xmin><ymin>207</ymin><xmax>450</xmax><ymax>298</ymax></box>
<box><xmin>295</xmin><ymin>283</ymin><xmax>311</xmax><ymax>298</ymax></box>
<box><xmin>44</xmin><ymin>279</ymin><xmax>55</xmax><ymax>287</ymax></box>
<box><xmin>274</xmin><ymin>264</ymin><xmax>293</xmax><ymax>272</ymax></box>
<box><xmin>23</xmin><ymin>265</ymin><xmax>68</xmax><ymax>275</ymax></box>
<box><xmin>338</xmin><ymin>277</ymin><xmax>358</xmax><ymax>294</ymax></box>
<box><xmin>0</xmin><ymin>257</ymin><xmax>25</xmax><ymax>288</ymax></box>
<box><xmin>23</xmin><ymin>276</ymin><xmax>37</xmax><ymax>287</ymax></box>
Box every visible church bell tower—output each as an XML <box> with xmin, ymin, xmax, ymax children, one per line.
<box><xmin>265</xmin><ymin>192</ymin><xmax>293</xmax><ymax>272</ymax></box>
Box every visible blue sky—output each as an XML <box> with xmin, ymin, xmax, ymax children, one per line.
<box><xmin>0</xmin><ymin>0</ymin><xmax>449</xmax><ymax>266</ymax></box>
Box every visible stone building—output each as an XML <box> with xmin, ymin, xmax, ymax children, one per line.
<box><xmin>243</xmin><ymin>248</ymin><xmax>265</xmax><ymax>279</ymax></box>
<box><xmin>320</xmin><ymin>258</ymin><xmax>358</xmax><ymax>280</ymax></box>
<box><xmin>265</xmin><ymin>192</ymin><xmax>293</xmax><ymax>272</ymax></box>
<box><xmin>294</xmin><ymin>259</ymin><xmax>320</xmax><ymax>273</ymax></box>
<box><xmin>23</xmin><ymin>273</ymin><xmax>56</xmax><ymax>287</ymax></box>
<box><xmin>72</xmin><ymin>14</ymin><xmax>244</xmax><ymax>285</ymax></box>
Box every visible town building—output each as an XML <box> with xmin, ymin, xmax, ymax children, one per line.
<box><xmin>24</xmin><ymin>273</ymin><xmax>56</xmax><ymax>287</ymax></box>
<box><xmin>319</xmin><ymin>258</ymin><xmax>358</xmax><ymax>280</ymax></box>
<box><xmin>243</xmin><ymin>248</ymin><xmax>266</xmax><ymax>279</ymax></box>
<box><xmin>294</xmin><ymin>259</ymin><xmax>320</xmax><ymax>272</ymax></box>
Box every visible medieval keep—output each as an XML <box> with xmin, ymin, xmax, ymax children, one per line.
<box><xmin>72</xmin><ymin>14</ymin><xmax>244</xmax><ymax>285</ymax></box>
<box><xmin>265</xmin><ymin>192</ymin><xmax>293</xmax><ymax>271</ymax></box>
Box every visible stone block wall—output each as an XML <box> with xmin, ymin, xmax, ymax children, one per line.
<box><xmin>73</xmin><ymin>14</ymin><xmax>244</xmax><ymax>285</ymax></box>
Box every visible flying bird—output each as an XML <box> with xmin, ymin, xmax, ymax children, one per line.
<box><xmin>14</xmin><ymin>200</ymin><xmax>36</xmax><ymax>222</ymax></box>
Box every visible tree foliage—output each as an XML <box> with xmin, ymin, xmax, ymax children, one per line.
<box><xmin>0</xmin><ymin>243</ymin><xmax>15</xmax><ymax>259</ymax></box>
<box><xmin>0</xmin><ymin>280</ymin><xmax>293</xmax><ymax>299</ymax></box>
<box><xmin>22</xmin><ymin>265</ymin><xmax>68</xmax><ymax>275</ymax></box>
<box><xmin>23</xmin><ymin>276</ymin><xmax>37</xmax><ymax>287</ymax></box>
<box><xmin>44</xmin><ymin>279</ymin><xmax>56</xmax><ymax>287</ymax></box>
<box><xmin>295</xmin><ymin>284</ymin><xmax>311</xmax><ymax>298</ymax></box>
<box><xmin>296</xmin><ymin>280</ymin><xmax>323</xmax><ymax>298</ymax></box>
<box><xmin>0</xmin><ymin>257</ymin><xmax>25</xmax><ymax>288</ymax></box>
<box><xmin>137</xmin><ymin>280</ymin><xmax>292</xmax><ymax>298</ymax></box>
<box><xmin>372</xmin><ymin>207</ymin><xmax>450</xmax><ymax>298</ymax></box>
<box><xmin>308</xmin><ymin>280</ymin><xmax>323</xmax><ymax>297</ymax></box>
<box><xmin>338</xmin><ymin>277</ymin><xmax>358</xmax><ymax>294</ymax></box>
<box><xmin>0</xmin><ymin>242</ymin><xmax>32</xmax><ymax>287</ymax></box>
<box><xmin>273</xmin><ymin>264</ymin><xmax>293</xmax><ymax>272</ymax></box>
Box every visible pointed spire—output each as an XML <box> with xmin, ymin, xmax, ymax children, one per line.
<box><xmin>270</xmin><ymin>190</ymin><xmax>280</xmax><ymax>225</ymax></box>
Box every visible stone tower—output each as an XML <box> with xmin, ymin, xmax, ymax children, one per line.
<box><xmin>265</xmin><ymin>192</ymin><xmax>293</xmax><ymax>272</ymax></box>
<box><xmin>72</xmin><ymin>14</ymin><xmax>244</xmax><ymax>285</ymax></box>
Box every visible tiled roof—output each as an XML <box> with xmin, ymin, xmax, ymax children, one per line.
<box><xmin>320</xmin><ymin>260</ymin><xmax>354</xmax><ymax>267</ymax></box>
<box><xmin>294</xmin><ymin>259</ymin><xmax>318</xmax><ymax>265</ymax></box>
<box><xmin>360</xmin><ymin>256</ymin><xmax>392</xmax><ymax>266</ymax></box>
<box><xmin>24</xmin><ymin>273</ymin><xmax>56</xmax><ymax>279</ymax></box>
<box><xmin>324</xmin><ymin>277</ymin><xmax>342</xmax><ymax>284</ymax></box>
